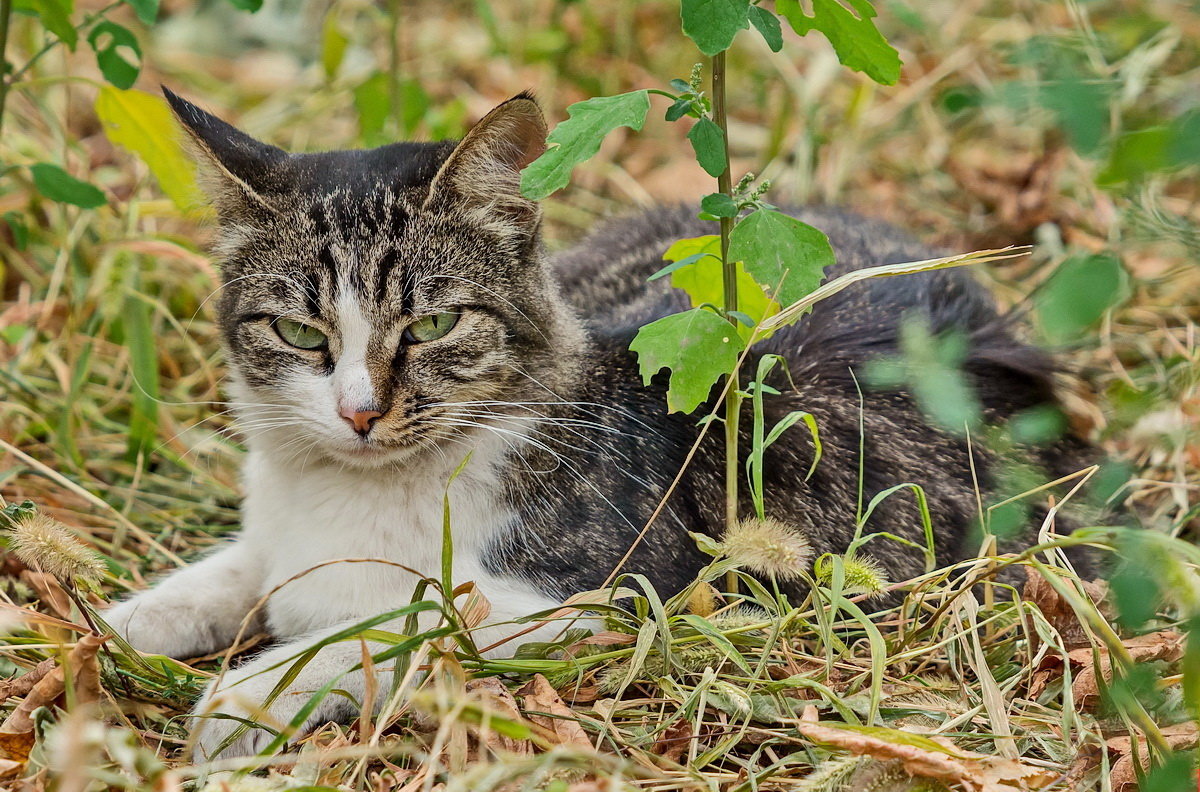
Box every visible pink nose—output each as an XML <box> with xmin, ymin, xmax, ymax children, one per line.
<box><xmin>341</xmin><ymin>407</ymin><xmax>383</xmax><ymax>436</ymax></box>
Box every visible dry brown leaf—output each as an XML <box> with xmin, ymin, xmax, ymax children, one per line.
<box><xmin>795</xmin><ymin>717</ymin><xmax>1057</xmax><ymax>792</ymax></box>
<box><xmin>518</xmin><ymin>674</ymin><xmax>592</xmax><ymax>751</ymax></box>
<box><xmin>1022</xmin><ymin>567</ymin><xmax>1106</xmax><ymax>651</ymax></box>
<box><xmin>1107</xmin><ymin>725</ymin><xmax>1199</xmax><ymax>792</ymax></box>
<box><xmin>0</xmin><ymin>660</ymin><xmax>56</xmax><ymax>705</ymax></box>
<box><xmin>649</xmin><ymin>718</ymin><xmax>692</xmax><ymax>765</ymax></box>
<box><xmin>464</xmin><ymin>677</ymin><xmax>533</xmax><ymax>756</ymax></box>
<box><xmin>1071</xmin><ymin>631</ymin><xmax>1184</xmax><ymax>710</ymax></box>
<box><xmin>20</xmin><ymin>571</ymin><xmax>73</xmax><ymax>622</ymax></box>
<box><xmin>0</xmin><ymin>634</ymin><xmax>106</xmax><ymax>763</ymax></box>
<box><xmin>0</xmin><ymin>757</ymin><xmax>22</xmax><ymax>782</ymax></box>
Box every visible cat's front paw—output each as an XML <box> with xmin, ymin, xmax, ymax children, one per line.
<box><xmin>104</xmin><ymin>596</ymin><xmax>206</xmax><ymax>658</ymax></box>
<box><xmin>191</xmin><ymin>655</ymin><xmax>350</xmax><ymax>761</ymax></box>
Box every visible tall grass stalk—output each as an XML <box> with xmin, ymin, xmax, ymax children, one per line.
<box><xmin>713</xmin><ymin>51</ymin><xmax>740</xmax><ymax>545</ymax></box>
<box><xmin>0</xmin><ymin>0</ymin><xmax>12</xmax><ymax>136</ymax></box>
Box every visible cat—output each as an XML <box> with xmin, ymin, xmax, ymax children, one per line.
<box><xmin>104</xmin><ymin>89</ymin><xmax>1090</xmax><ymax>759</ymax></box>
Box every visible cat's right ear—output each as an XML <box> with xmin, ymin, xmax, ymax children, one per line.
<box><xmin>163</xmin><ymin>87</ymin><xmax>289</xmax><ymax>220</ymax></box>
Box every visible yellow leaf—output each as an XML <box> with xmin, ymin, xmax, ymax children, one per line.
<box><xmin>95</xmin><ymin>86</ymin><xmax>203</xmax><ymax>212</ymax></box>
<box><xmin>663</xmin><ymin>235</ymin><xmax>779</xmax><ymax>341</ymax></box>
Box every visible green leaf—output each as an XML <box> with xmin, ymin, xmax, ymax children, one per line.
<box><xmin>87</xmin><ymin>21</ymin><xmax>141</xmax><ymax>89</ymax></box>
<box><xmin>1097</xmin><ymin>126</ymin><xmax>1171</xmax><ymax>187</ymax></box>
<box><xmin>776</xmin><ymin>0</ymin><xmax>901</xmax><ymax>85</ymax></box>
<box><xmin>1168</xmin><ymin>110</ymin><xmax>1200</xmax><ymax>167</ymax></box>
<box><xmin>663</xmin><ymin>235</ymin><xmax>778</xmax><ymax>339</ymax></box>
<box><xmin>3</xmin><ymin>212</ymin><xmax>29</xmax><ymax>250</ymax></box>
<box><xmin>354</xmin><ymin>72</ymin><xmax>390</xmax><ymax>146</ymax></box>
<box><xmin>31</xmin><ymin>163</ymin><xmax>106</xmax><ymax>208</ymax></box>
<box><xmin>648</xmin><ymin>252</ymin><xmax>711</xmax><ymax>282</ymax></box>
<box><xmin>748</xmin><ymin>5</ymin><xmax>783</xmax><ymax>52</ymax></box>
<box><xmin>700</xmin><ymin>191</ymin><xmax>738</xmax><ymax>218</ymax></box>
<box><xmin>1039</xmin><ymin>76</ymin><xmax>1110</xmax><ymax>156</ymax></box>
<box><xmin>1141</xmin><ymin>753</ymin><xmax>1195</xmax><ymax>792</ymax></box>
<box><xmin>18</xmin><ymin>0</ymin><xmax>76</xmax><ymax>50</ymax></box>
<box><xmin>680</xmin><ymin>0</ymin><xmax>751</xmax><ymax>56</ymax></box>
<box><xmin>688</xmin><ymin>117</ymin><xmax>726</xmax><ymax>177</ymax></box>
<box><xmin>122</xmin><ymin>0</ymin><xmax>159</xmax><ymax>24</ymax></box>
<box><xmin>728</xmin><ymin>209</ymin><xmax>832</xmax><ymax>307</ymax></box>
<box><xmin>321</xmin><ymin>15</ymin><xmax>349</xmax><ymax>80</ymax></box>
<box><xmin>224</xmin><ymin>0</ymin><xmax>263</xmax><ymax>10</ymax></box>
<box><xmin>630</xmin><ymin>308</ymin><xmax>745</xmax><ymax>414</ymax></box>
<box><xmin>1035</xmin><ymin>253</ymin><xmax>1127</xmax><ymax>344</ymax></box>
<box><xmin>95</xmin><ymin>86</ymin><xmax>203</xmax><ymax>211</ymax></box>
<box><xmin>665</xmin><ymin>96</ymin><xmax>692</xmax><ymax>122</ymax></box>
<box><xmin>520</xmin><ymin>91</ymin><xmax>650</xmax><ymax>200</ymax></box>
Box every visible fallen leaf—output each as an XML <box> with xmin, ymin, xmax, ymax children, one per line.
<box><xmin>0</xmin><ymin>660</ymin><xmax>56</xmax><ymax>705</ymax></box>
<box><xmin>464</xmin><ymin>677</ymin><xmax>533</xmax><ymax>756</ymax></box>
<box><xmin>1071</xmin><ymin>631</ymin><xmax>1184</xmax><ymax>710</ymax></box>
<box><xmin>794</xmin><ymin>715</ymin><xmax>1057</xmax><ymax>792</ymax></box>
<box><xmin>20</xmin><ymin>571</ymin><xmax>73</xmax><ymax>622</ymax></box>
<box><xmin>518</xmin><ymin>674</ymin><xmax>592</xmax><ymax>750</ymax></box>
<box><xmin>649</xmin><ymin>718</ymin><xmax>692</xmax><ymax>764</ymax></box>
<box><xmin>1022</xmin><ymin>566</ymin><xmax>1106</xmax><ymax>651</ymax></box>
<box><xmin>0</xmin><ymin>634</ymin><xmax>106</xmax><ymax>762</ymax></box>
<box><xmin>1108</xmin><ymin>723</ymin><xmax>1199</xmax><ymax>792</ymax></box>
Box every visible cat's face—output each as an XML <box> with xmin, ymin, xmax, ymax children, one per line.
<box><xmin>168</xmin><ymin>90</ymin><xmax>580</xmax><ymax>468</ymax></box>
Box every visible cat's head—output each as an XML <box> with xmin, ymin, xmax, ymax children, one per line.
<box><xmin>167</xmin><ymin>89</ymin><xmax>584</xmax><ymax>469</ymax></box>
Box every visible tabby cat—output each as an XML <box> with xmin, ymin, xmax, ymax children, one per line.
<box><xmin>105</xmin><ymin>90</ymin><xmax>1088</xmax><ymax>758</ymax></box>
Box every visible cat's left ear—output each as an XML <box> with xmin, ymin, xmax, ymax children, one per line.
<box><xmin>423</xmin><ymin>93</ymin><xmax>547</xmax><ymax>236</ymax></box>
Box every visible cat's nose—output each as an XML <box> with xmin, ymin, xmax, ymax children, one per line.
<box><xmin>341</xmin><ymin>407</ymin><xmax>384</xmax><ymax>436</ymax></box>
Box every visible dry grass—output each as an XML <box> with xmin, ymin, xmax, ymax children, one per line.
<box><xmin>1</xmin><ymin>0</ymin><xmax>1198</xmax><ymax>790</ymax></box>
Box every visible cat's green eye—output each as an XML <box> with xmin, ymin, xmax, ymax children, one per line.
<box><xmin>403</xmin><ymin>312</ymin><xmax>460</xmax><ymax>344</ymax></box>
<box><xmin>274</xmin><ymin>318</ymin><xmax>328</xmax><ymax>350</ymax></box>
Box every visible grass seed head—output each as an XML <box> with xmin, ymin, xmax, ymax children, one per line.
<box><xmin>7</xmin><ymin>513</ymin><xmax>105</xmax><ymax>585</ymax></box>
<box><xmin>721</xmin><ymin>518</ymin><xmax>812</xmax><ymax>581</ymax></box>
<box><xmin>814</xmin><ymin>552</ymin><xmax>890</xmax><ymax>598</ymax></box>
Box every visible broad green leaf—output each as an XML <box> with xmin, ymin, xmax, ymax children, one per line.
<box><xmin>17</xmin><ymin>0</ymin><xmax>76</xmax><ymax>50</ymax></box>
<box><xmin>225</xmin><ymin>0</ymin><xmax>263</xmax><ymax>10</ymax></box>
<box><xmin>1168</xmin><ymin>110</ymin><xmax>1200</xmax><ymax>167</ymax></box>
<box><xmin>700</xmin><ymin>192</ymin><xmax>738</xmax><ymax>218</ymax></box>
<box><xmin>1039</xmin><ymin>76</ymin><xmax>1110</xmax><ymax>156</ymax></box>
<box><xmin>354</xmin><ymin>72</ymin><xmax>390</xmax><ymax>145</ymax></box>
<box><xmin>748</xmin><ymin>5</ymin><xmax>783</xmax><ymax>52</ymax></box>
<box><xmin>688</xmin><ymin>117</ymin><xmax>726</xmax><ymax>177</ymax></box>
<box><xmin>680</xmin><ymin>0</ymin><xmax>750</xmax><ymax>56</ymax></box>
<box><xmin>1097</xmin><ymin>126</ymin><xmax>1170</xmax><ymax>187</ymax></box>
<box><xmin>321</xmin><ymin>15</ymin><xmax>349</xmax><ymax>80</ymax></box>
<box><xmin>664</xmin><ymin>235</ymin><xmax>778</xmax><ymax>339</ymax></box>
<box><xmin>396</xmin><ymin>79</ymin><xmax>433</xmax><ymax>136</ymax></box>
<box><xmin>1035</xmin><ymin>253</ymin><xmax>1127</xmax><ymax>344</ymax></box>
<box><xmin>728</xmin><ymin>209</ymin><xmax>832</xmax><ymax>307</ymax></box>
<box><xmin>520</xmin><ymin>91</ymin><xmax>650</xmax><ymax>200</ymax></box>
<box><xmin>630</xmin><ymin>308</ymin><xmax>745</xmax><ymax>414</ymax></box>
<box><xmin>123</xmin><ymin>0</ymin><xmax>159</xmax><ymax>24</ymax></box>
<box><xmin>31</xmin><ymin>163</ymin><xmax>106</xmax><ymax>208</ymax></box>
<box><xmin>95</xmin><ymin>86</ymin><xmax>203</xmax><ymax>211</ymax></box>
<box><xmin>88</xmin><ymin>21</ymin><xmax>141</xmax><ymax>89</ymax></box>
<box><xmin>776</xmin><ymin>0</ymin><xmax>901</xmax><ymax>85</ymax></box>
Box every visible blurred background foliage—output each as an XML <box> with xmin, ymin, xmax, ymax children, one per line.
<box><xmin>0</xmin><ymin>0</ymin><xmax>1198</xmax><ymax>788</ymax></box>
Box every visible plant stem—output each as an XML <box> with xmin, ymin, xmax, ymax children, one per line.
<box><xmin>387</xmin><ymin>0</ymin><xmax>402</xmax><ymax>131</ymax></box>
<box><xmin>0</xmin><ymin>0</ymin><xmax>13</xmax><ymax>138</ymax></box>
<box><xmin>713</xmin><ymin>51</ymin><xmax>740</xmax><ymax>543</ymax></box>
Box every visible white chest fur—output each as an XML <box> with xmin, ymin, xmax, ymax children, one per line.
<box><xmin>238</xmin><ymin>436</ymin><xmax>562</xmax><ymax>646</ymax></box>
